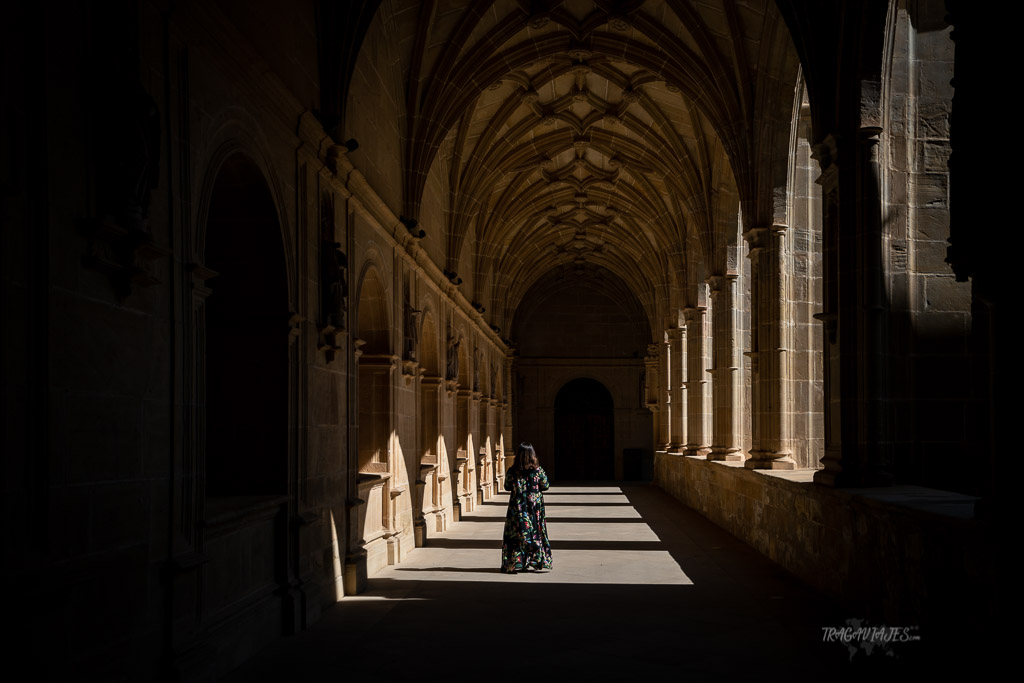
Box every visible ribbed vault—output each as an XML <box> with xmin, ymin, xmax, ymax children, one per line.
<box><xmin>346</xmin><ymin>0</ymin><xmax>800</xmax><ymax>339</ymax></box>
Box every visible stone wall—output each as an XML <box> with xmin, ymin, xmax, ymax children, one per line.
<box><xmin>654</xmin><ymin>452</ymin><xmax>981</xmax><ymax>638</ymax></box>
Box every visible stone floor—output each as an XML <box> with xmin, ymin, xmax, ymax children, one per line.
<box><xmin>227</xmin><ymin>484</ymin><xmax>949</xmax><ymax>681</ymax></box>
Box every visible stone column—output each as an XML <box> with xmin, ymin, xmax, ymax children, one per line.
<box><xmin>656</xmin><ymin>334</ymin><xmax>670</xmax><ymax>450</ymax></box>
<box><xmin>487</xmin><ymin>397</ymin><xmax>497</xmax><ymax>491</ymax></box>
<box><xmin>683</xmin><ymin>307</ymin><xmax>711</xmax><ymax>456</ymax></box>
<box><xmin>745</xmin><ymin>225</ymin><xmax>796</xmax><ymax>470</ymax></box>
<box><xmin>667</xmin><ymin>328</ymin><xmax>686</xmax><ymax>452</ymax></box>
<box><xmin>471</xmin><ymin>390</ymin><xmax>485</xmax><ymax>503</ymax></box>
<box><xmin>502</xmin><ymin>354</ymin><xmax>515</xmax><ymax>473</ymax></box>
<box><xmin>811</xmin><ymin>129</ymin><xmax>890</xmax><ymax>485</ymax></box>
<box><xmin>811</xmin><ymin>135</ymin><xmax>842</xmax><ymax>484</ymax></box>
<box><xmin>707</xmin><ymin>275</ymin><xmax>743</xmax><ymax>462</ymax></box>
<box><xmin>644</xmin><ymin>343</ymin><xmax>661</xmax><ymax>444</ymax></box>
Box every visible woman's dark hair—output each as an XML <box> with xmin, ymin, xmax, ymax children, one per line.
<box><xmin>515</xmin><ymin>442</ymin><xmax>539</xmax><ymax>471</ymax></box>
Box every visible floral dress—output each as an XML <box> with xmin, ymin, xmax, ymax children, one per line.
<box><xmin>500</xmin><ymin>466</ymin><xmax>552</xmax><ymax>573</ymax></box>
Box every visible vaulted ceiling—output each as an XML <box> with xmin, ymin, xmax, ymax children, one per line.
<box><xmin>337</xmin><ymin>0</ymin><xmax>801</xmax><ymax>337</ymax></box>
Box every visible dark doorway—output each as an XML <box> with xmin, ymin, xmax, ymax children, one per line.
<box><xmin>205</xmin><ymin>154</ymin><xmax>288</xmax><ymax>497</ymax></box>
<box><xmin>554</xmin><ymin>378</ymin><xmax>614</xmax><ymax>480</ymax></box>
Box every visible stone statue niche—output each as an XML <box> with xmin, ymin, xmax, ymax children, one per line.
<box><xmin>98</xmin><ymin>81</ymin><xmax>161</xmax><ymax>232</ymax></box>
<box><xmin>85</xmin><ymin>77</ymin><xmax>167</xmax><ymax>297</ymax></box>
<box><xmin>319</xmin><ymin>193</ymin><xmax>348</xmax><ymax>333</ymax></box>
<box><xmin>446</xmin><ymin>335</ymin><xmax>460</xmax><ymax>381</ymax></box>
<box><xmin>402</xmin><ymin>283</ymin><xmax>422</xmax><ymax>363</ymax></box>
<box><xmin>473</xmin><ymin>348</ymin><xmax>481</xmax><ymax>392</ymax></box>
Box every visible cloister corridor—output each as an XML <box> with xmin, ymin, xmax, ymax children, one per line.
<box><xmin>226</xmin><ymin>483</ymin><xmax>944</xmax><ymax>680</ymax></box>
<box><xmin>5</xmin><ymin>1</ymin><xmax>1003</xmax><ymax>679</ymax></box>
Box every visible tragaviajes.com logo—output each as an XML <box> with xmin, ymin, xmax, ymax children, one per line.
<box><xmin>821</xmin><ymin>618</ymin><xmax>921</xmax><ymax>660</ymax></box>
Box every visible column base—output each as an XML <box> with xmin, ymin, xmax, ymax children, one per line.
<box><xmin>745</xmin><ymin>450</ymin><xmax>796</xmax><ymax>470</ymax></box>
<box><xmin>413</xmin><ymin>519</ymin><xmax>427</xmax><ymax>547</ymax></box>
<box><xmin>683</xmin><ymin>446</ymin><xmax>711</xmax><ymax>457</ymax></box>
<box><xmin>708</xmin><ymin>448</ymin><xmax>744</xmax><ymax>462</ymax></box>
<box><xmin>343</xmin><ymin>550</ymin><xmax>368</xmax><ymax>595</ymax></box>
<box><xmin>812</xmin><ymin>447</ymin><xmax>842</xmax><ymax>484</ymax></box>
<box><xmin>656</xmin><ymin>442</ymin><xmax>670</xmax><ymax>452</ymax></box>
<box><xmin>386</xmin><ymin>533</ymin><xmax>402</xmax><ymax>564</ymax></box>
<box><xmin>668</xmin><ymin>442</ymin><xmax>686</xmax><ymax>454</ymax></box>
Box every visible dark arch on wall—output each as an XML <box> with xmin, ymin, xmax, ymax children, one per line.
<box><xmin>355</xmin><ymin>264</ymin><xmax>391</xmax><ymax>471</ymax></box>
<box><xmin>204</xmin><ymin>153</ymin><xmax>288</xmax><ymax>497</ymax></box>
<box><xmin>554</xmin><ymin>378</ymin><xmax>615</xmax><ymax>482</ymax></box>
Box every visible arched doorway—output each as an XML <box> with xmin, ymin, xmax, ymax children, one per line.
<box><xmin>205</xmin><ymin>153</ymin><xmax>287</xmax><ymax>497</ymax></box>
<box><xmin>354</xmin><ymin>264</ymin><xmax>395</xmax><ymax>578</ymax></box>
<box><xmin>554</xmin><ymin>378</ymin><xmax>615</xmax><ymax>481</ymax></box>
<box><xmin>417</xmin><ymin>310</ymin><xmax>449</xmax><ymax>542</ymax></box>
<box><xmin>199</xmin><ymin>151</ymin><xmax>291</xmax><ymax>662</ymax></box>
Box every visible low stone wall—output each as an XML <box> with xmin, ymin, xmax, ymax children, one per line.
<box><xmin>654</xmin><ymin>452</ymin><xmax>982</xmax><ymax>639</ymax></box>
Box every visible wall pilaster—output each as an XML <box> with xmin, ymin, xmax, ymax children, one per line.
<box><xmin>667</xmin><ymin>327</ymin><xmax>686</xmax><ymax>453</ymax></box>
<box><xmin>745</xmin><ymin>226</ymin><xmax>796</xmax><ymax>470</ymax></box>
<box><xmin>683</xmin><ymin>307</ymin><xmax>711</xmax><ymax>456</ymax></box>
<box><xmin>708</xmin><ymin>275</ymin><xmax>743</xmax><ymax>462</ymax></box>
<box><xmin>657</xmin><ymin>334</ymin><xmax>671</xmax><ymax>449</ymax></box>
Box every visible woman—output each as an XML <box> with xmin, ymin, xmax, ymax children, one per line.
<box><xmin>500</xmin><ymin>442</ymin><xmax>552</xmax><ymax>573</ymax></box>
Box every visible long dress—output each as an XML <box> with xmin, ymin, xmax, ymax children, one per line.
<box><xmin>500</xmin><ymin>465</ymin><xmax>552</xmax><ymax>573</ymax></box>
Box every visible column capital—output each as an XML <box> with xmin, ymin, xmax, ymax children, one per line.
<box><xmin>810</xmin><ymin>132</ymin><xmax>840</xmax><ymax>172</ymax></box>
<box><xmin>706</xmin><ymin>273</ymin><xmax>738</xmax><ymax>292</ymax></box>
<box><xmin>665</xmin><ymin>327</ymin><xmax>683</xmax><ymax>342</ymax></box>
<box><xmin>742</xmin><ymin>224</ymin><xmax>787</xmax><ymax>251</ymax></box>
<box><xmin>681</xmin><ymin>306</ymin><xmax>705</xmax><ymax>324</ymax></box>
<box><xmin>857</xmin><ymin>125</ymin><xmax>883</xmax><ymax>142</ymax></box>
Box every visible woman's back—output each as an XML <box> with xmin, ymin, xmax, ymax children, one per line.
<box><xmin>505</xmin><ymin>465</ymin><xmax>549</xmax><ymax>497</ymax></box>
<box><xmin>500</xmin><ymin>443</ymin><xmax>552</xmax><ymax>573</ymax></box>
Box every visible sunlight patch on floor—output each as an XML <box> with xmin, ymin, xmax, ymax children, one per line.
<box><xmin>372</xmin><ymin>486</ymin><xmax>693</xmax><ymax>585</ymax></box>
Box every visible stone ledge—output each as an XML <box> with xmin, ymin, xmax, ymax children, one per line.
<box><xmin>653</xmin><ymin>451</ymin><xmax>982</xmax><ymax>633</ymax></box>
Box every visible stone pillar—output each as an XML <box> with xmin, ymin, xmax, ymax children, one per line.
<box><xmin>707</xmin><ymin>275</ymin><xmax>743</xmax><ymax>462</ymax></box>
<box><xmin>811</xmin><ymin>135</ymin><xmax>842</xmax><ymax>484</ymax></box>
<box><xmin>487</xmin><ymin>398</ymin><xmax>498</xmax><ymax>491</ymax></box>
<box><xmin>412</xmin><ymin>368</ymin><xmax>427</xmax><ymax>547</ymax></box>
<box><xmin>502</xmin><ymin>355</ymin><xmax>515</xmax><ymax>474</ymax></box>
<box><xmin>471</xmin><ymin>391</ymin><xmax>485</xmax><ymax>503</ymax></box>
<box><xmin>811</xmin><ymin>129</ymin><xmax>890</xmax><ymax>485</ymax></box>
<box><xmin>667</xmin><ymin>328</ymin><xmax>686</xmax><ymax>452</ymax></box>
<box><xmin>745</xmin><ymin>225</ymin><xmax>796</xmax><ymax>470</ymax></box>
<box><xmin>683</xmin><ymin>307</ymin><xmax>711</xmax><ymax>456</ymax></box>
<box><xmin>644</xmin><ymin>343</ymin><xmax>661</xmax><ymax>444</ymax></box>
<box><xmin>656</xmin><ymin>334</ymin><xmax>670</xmax><ymax>450</ymax></box>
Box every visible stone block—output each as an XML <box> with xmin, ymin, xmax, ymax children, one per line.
<box><xmin>61</xmin><ymin>393</ymin><xmax>141</xmax><ymax>483</ymax></box>
<box><xmin>915</xmin><ymin>401</ymin><xmax>966</xmax><ymax>442</ymax></box>
<box><xmin>52</xmin><ymin>486</ymin><xmax>93</xmax><ymax>559</ymax></box>
<box><xmin>924</xmin><ymin>276</ymin><xmax>971</xmax><ymax>312</ymax></box>
<box><xmin>913</xmin><ymin>238</ymin><xmax>951</xmax><ymax>274</ymax></box>
<box><xmin>142</xmin><ymin>399</ymin><xmax>171</xmax><ymax>478</ymax></box>
<box><xmin>910</xmin><ymin>173</ymin><xmax>948</xmax><ymax>209</ymax></box>
<box><xmin>920</xmin><ymin>140</ymin><xmax>951</xmax><ymax>172</ymax></box>
<box><xmin>913</xmin><ymin>312</ymin><xmax>968</xmax><ymax>353</ymax></box>
<box><xmin>918</xmin><ymin>60</ymin><xmax>954</xmax><ymax>100</ymax></box>
<box><xmin>93</xmin><ymin>482</ymin><xmax>148</xmax><ymax>550</ymax></box>
<box><xmin>915</xmin><ymin>206</ymin><xmax>950</xmax><ymax>241</ymax></box>
<box><xmin>916</xmin><ymin>354</ymin><xmax>970</xmax><ymax>397</ymax></box>
<box><xmin>310</xmin><ymin>368</ymin><xmax>341</xmax><ymax>426</ymax></box>
<box><xmin>917</xmin><ymin>99</ymin><xmax>951</xmax><ymax>137</ymax></box>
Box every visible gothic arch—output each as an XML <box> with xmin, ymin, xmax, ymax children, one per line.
<box><xmin>196</xmin><ymin>121</ymin><xmax>296</xmax><ymax>300</ymax></box>
<box><xmin>353</xmin><ymin>262</ymin><xmax>395</xmax><ymax>576</ymax></box>
<box><xmin>201</xmin><ymin>152</ymin><xmax>288</xmax><ymax>497</ymax></box>
<box><xmin>416</xmin><ymin>307</ymin><xmax>451</xmax><ymax>544</ymax></box>
<box><xmin>191</xmin><ymin>150</ymin><xmax>293</xmax><ymax>658</ymax></box>
<box><xmin>554</xmin><ymin>377</ymin><xmax>616</xmax><ymax>481</ymax></box>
